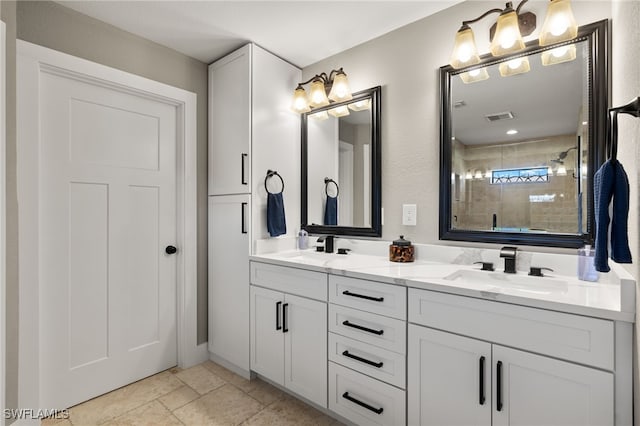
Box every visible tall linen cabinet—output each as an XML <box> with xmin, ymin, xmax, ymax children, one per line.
<box><xmin>208</xmin><ymin>43</ymin><xmax>301</xmax><ymax>375</ymax></box>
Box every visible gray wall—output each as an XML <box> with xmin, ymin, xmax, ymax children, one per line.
<box><xmin>303</xmin><ymin>0</ymin><xmax>611</xmax><ymax>249</ymax></box>
<box><xmin>611</xmin><ymin>0</ymin><xmax>640</xmax><ymax>415</ymax></box>
<box><xmin>3</xmin><ymin>0</ymin><xmax>210</xmax><ymax>413</ymax></box>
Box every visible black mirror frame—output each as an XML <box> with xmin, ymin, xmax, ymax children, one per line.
<box><xmin>301</xmin><ymin>86</ymin><xmax>382</xmax><ymax>237</ymax></box>
<box><xmin>439</xmin><ymin>20</ymin><xmax>609</xmax><ymax>249</ymax></box>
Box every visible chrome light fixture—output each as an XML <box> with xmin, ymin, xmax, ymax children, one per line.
<box><xmin>290</xmin><ymin>68</ymin><xmax>353</xmax><ymax>114</ymax></box>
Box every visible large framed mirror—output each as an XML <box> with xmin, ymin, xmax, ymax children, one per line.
<box><xmin>440</xmin><ymin>20</ymin><xmax>608</xmax><ymax>248</ymax></box>
<box><xmin>301</xmin><ymin>86</ymin><xmax>382</xmax><ymax>237</ymax></box>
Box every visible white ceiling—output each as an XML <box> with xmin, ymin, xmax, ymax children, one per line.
<box><xmin>58</xmin><ymin>1</ymin><xmax>463</xmax><ymax>68</ymax></box>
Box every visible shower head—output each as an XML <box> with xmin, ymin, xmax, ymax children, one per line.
<box><xmin>552</xmin><ymin>146</ymin><xmax>577</xmax><ymax>163</ymax></box>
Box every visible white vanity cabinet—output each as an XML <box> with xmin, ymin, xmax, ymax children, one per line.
<box><xmin>327</xmin><ymin>275</ymin><xmax>407</xmax><ymax>426</ymax></box>
<box><xmin>408</xmin><ymin>288</ymin><xmax>617</xmax><ymax>426</ymax></box>
<box><xmin>249</xmin><ymin>262</ymin><xmax>328</xmax><ymax>408</ymax></box>
<box><xmin>208</xmin><ymin>43</ymin><xmax>301</xmax><ymax>374</ymax></box>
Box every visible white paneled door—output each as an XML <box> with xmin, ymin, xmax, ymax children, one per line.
<box><xmin>39</xmin><ymin>70</ymin><xmax>178</xmax><ymax>409</ymax></box>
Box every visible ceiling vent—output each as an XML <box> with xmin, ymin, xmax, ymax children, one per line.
<box><xmin>485</xmin><ymin>111</ymin><xmax>514</xmax><ymax>122</ymax></box>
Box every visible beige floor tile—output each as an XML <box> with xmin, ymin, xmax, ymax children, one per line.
<box><xmin>158</xmin><ymin>385</ymin><xmax>199</xmax><ymax>411</ymax></box>
<box><xmin>69</xmin><ymin>371</ymin><xmax>183</xmax><ymax>425</ymax></box>
<box><xmin>41</xmin><ymin>419</ymin><xmax>72</xmax><ymax>426</ymax></box>
<box><xmin>102</xmin><ymin>400</ymin><xmax>182</xmax><ymax>426</ymax></box>
<box><xmin>201</xmin><ymin>360</ymin><xmax>258</xmax><ymax>392</ymax></box>
<box><xmin>241</xmin><ymin>396</ymin><xmax>333</xmax><ymax>426</ymax></box>
<box><xmin>173</xmin><ymin>384</ymin><xmax>263</xmax><ymax>425</ymax></box>
<box><xmin>175</xmin><ymin>364</ymin><xmax>226</xmax><ymax>395</ymax></box>
<box><xmin>245</xmin><ymin>380</ymin><xmax>287</xmax><ymax>406</ymax></box>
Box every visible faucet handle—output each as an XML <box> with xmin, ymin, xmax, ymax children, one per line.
<box><xmin>500</xmin><ymin>246</ymin><xmax>518</xmax><ymax>258</ymax></box>
<box><xmin>529</xmin><ymin>267</ymin><xmax>554</xmax><ymax>277</ymax></box>
<box><xmin>473</xmin><ymin>261</ymin><xmax>495</xmax><ymax>271</ymax></box>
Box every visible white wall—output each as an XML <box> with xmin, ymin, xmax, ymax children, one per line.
<box><xmin>610</xmin><ymin>0</ymin><xmax>640</xmax><ymax>416</ymax></box>
<box><xmin>302</xmin><ymin>0</ymin><xmax>612</xmax><ymax>248</ymax></box>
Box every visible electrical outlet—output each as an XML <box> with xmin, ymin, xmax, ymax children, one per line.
<box><xmin>402</xmin><ymin>204</ymin><xmax>417</xmax><ymax>226</ymax></box>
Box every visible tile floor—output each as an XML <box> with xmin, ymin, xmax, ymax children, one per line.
<box><xmin>43</xmin><ymin>361</ymin><xmax>343</xmax><ymax>426</ymax></box>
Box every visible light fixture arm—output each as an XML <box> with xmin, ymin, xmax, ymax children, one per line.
<box><xmin>460</xmin><ymin>0</ymin><xmax>528</xmax><ymax>27</ymax></box>
<box><xmin>295</xmin><ymin>68</ymin><xmax>345</xmax><ymax>89</ymax></box>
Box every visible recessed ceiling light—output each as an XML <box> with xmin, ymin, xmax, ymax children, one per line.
<box><xmin>506</xmin><ymin>129</ymin><xmax>518</xmax><ymax>135</ymax></box>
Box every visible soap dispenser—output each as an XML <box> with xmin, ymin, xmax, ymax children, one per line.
<box><xmin>577</xmin><ymin>245</ymin><xmax>599</xmax><ymax>282</ymax></box>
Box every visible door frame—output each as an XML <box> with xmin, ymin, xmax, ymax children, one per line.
<box><xmin>1</xmin><ymin>19</ymin><xmax>6</xmax><ymax>426</ymax></box>
<box><xmin>16</xmin><ymin>40</ymin><xmax>206</xmax><ymax>412</ymax></box>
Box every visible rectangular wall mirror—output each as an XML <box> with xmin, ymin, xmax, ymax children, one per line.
<box><xmin>440</xmin><ymin>20</ymin><xmax>608</xmax><ymax>248</ymax></box>
<box><xmin>301</xmin><ymin>86</ymin><xmax>381</xmax><ymax>237</ymax></box>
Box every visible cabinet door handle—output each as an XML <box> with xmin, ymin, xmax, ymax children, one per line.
<box><xmin>241</xmin><ymin>153</ymin><xmax>248</xmax><ymax>185</ymax></box>
<box><xmin>342</xmin><ymin>350</ymin><xmax>383</xmax><ymax>368</ymax></box>
<box><xmin>342</xmin><ymin>290</ymin><xmax>384</xmax><ymax>302</ymax></box>
<box><xmin>275</xmin><ymin>301</ymin><xmax>282</xmax><ymax>331</ymax></box>
<box><xmin>342</xmin><ymin>320</ymin><xmax>384</xmax><ymax>335</ymax></box>
<box><xmin>496</xmin><ymin>361</ymin><xmax>503</xmax><ymax>412</ymax></box>
<box><xmin>241</xmin><ymin>202</ymin><xmax>248</xmax><ymax>234</ymax></box>
<box><xmin>342</xmin><ymin>392</ymin><xmax>383</xmax><ymax>415</ymax></box>
<box><xmin>479</xmin><ymin>356</ymin><xmax>485</xmax><ymax>405</ymax></box>
<box><xmin>282</xmin><ymin>303</ymin><xmax>289</xmax><ymax>333</ymax></box>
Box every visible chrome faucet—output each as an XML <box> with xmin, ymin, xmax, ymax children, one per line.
<box><xmin>500</xmin><ymin>246</ymin><xmax>518</xmax><ymax>274</ymax></box>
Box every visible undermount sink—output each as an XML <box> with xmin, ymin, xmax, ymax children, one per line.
<box><xmin>444</xmin><ymin>269</ymin><xmax>569</xmax><ymax>295</ymax></box>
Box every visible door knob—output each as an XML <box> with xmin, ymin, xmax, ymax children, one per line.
<box><xmin>165</xmin><ymin>245</ymin><xmax>178</xmax><ymax>255</ymax></box>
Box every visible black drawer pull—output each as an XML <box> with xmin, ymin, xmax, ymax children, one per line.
<box><xmin>342</xmin><ymin>392</ymin><xmax>383</xmax><ymax>415</ymax></box>
<box><xmin>342</xmin><ymin>320</ymin><xmax>384</xmax><ymax>335</ymax></box>
<box><xmin>282</xmin><ymin>303</ymin><xmax>289</xmax><ymax>333</ymax></box>
<box><xmin>496</xmin><ymin>361</ymin><xmax>503</xmax><ymax>412</ymax></box>
<box><xmin>342</xmin><ymin>350</ymin><xmax>384</xmax><ymax>368</ymax></box>
<box><xmin>479</xmin><ymin>356</ymin><xmax>485</xmax><ymax>405</ymax></box>
<box><xmin>241</xmin><ymin>153</ymin><xmax>248</xmax><ymax>185</ymax></box>
<box><xmin>342</xmin><ymin>290</ymin><xmax>384</xmax><ymax>302</ymax></box>
<box><xmin>275</xmin><ymin>301</ymin><xmax>282</xmax><ymax>331</ymax></box>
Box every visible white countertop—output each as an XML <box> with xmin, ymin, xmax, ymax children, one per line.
<box><xmin>249</xmin><ymin>249</ymin><xmax>636</xmax><ymax>323</ymax></box>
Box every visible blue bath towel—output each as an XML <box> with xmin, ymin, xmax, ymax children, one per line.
<box><xmin>324</xmin><ymin>195</ymin><xmax>338</xmax><ymax>226</ymax></box>
<box><xmin>267</xmin><ymin>192</ymin><xmax>286</xmax><ymax>237</ymax></box>
<box><xmin>594</xmin><ymin>160</ymin><xmax>632</xmax><ymax>272</ymax></box>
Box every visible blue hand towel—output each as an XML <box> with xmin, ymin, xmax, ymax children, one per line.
<box><xmin>594</xmin><ymin>160</ymin><xmax>632</xmax><ymax>272</ymax></box>
<box><xmin>267</xmin><ymin>192</ymin><xmax>286</xmax><ymax>237</ymax></box>
<box><xmin>324</xmin><ymin>195</ymin><xmax>338</xmax><ymax>226</ymax></box>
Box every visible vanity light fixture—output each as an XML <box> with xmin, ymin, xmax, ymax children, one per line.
<box><xmin>460</xmin><ymin>67</ymin><xmax>490</xmax><ymax>84</ymax></box>
<box><xmin>541</xmin><ymin>43</ymin><xmax>576</xmax><ymax>66</ymax></box>
<box><xmin>475</xmin><ymin>170</ymin><xmax>484</xmax><ymax>179</ymax></box>
<box><xmin>348</xmin><ymin>98</ymin><xmax>371</xmax><ymax>111</ymax></box>
<box><xmin>309</xmin><ymin>110</ymin><xmax>329</xmax><ymax>121</ymax></box>
<box><xmin>539</xmin><ymin>0</ymin><xmax>578</xmax><ymax>46</ymax></box>
<box><xmin>499</xmin><ymin>56</ymin><xmax>531</xmax><ymax>76</ymax></box>
<box><xmin>328</xmin><ymin>105</ymin><xmax>350</xmax><ymax>118</ymax></box>
<box><xmin>450</xmin><ymin>0</ymin><xmax>578</xmax><ymax>69</ymax></box>
<box><xmin>290</xmin><ymin>68</ymin><xmax>353</xmax><ymax>113</ymax></box>
<box><xmin>465</xmin><ymin>170</ymin><xmax>473</xmax><ymax>180</ymax></box>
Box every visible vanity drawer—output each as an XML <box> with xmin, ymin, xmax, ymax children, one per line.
<box><xmin>329</xmin><ymin>361</ymin><xmax>405</xmax><ymax>426</ymax></box>
<box><xmin>329</xmin><ymin>275</ymin><xmax>406</xmax><ymax>320</ymax></box>
<box><xmin>329</xmin><ymin>304</ymin><xmax>406</xmax><ymax>354</ymax></box>
<box><xmin>250</xmin><ymin>261</ymin><xmax>327</xmax><ymax>301</ymax></box>
<box><xmin>408</xmin><ymin>288</ymin><xmax>614</xmax><ymax>370</ymax></box>
<box><xmin>329</xmin><ymin>332</ymin><xmax>405</xmax><ymax>389</ymax></box>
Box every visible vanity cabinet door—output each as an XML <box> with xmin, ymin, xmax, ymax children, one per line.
<box><xmin>408</xmin><ymin>325</ymin><xmax>491</xmax><ymax>426</ymax></box>
<box><xmin>492</xmin><ymin>345</ymin><xmax>613</xmax><ymax>426</ymax></box>
<box><xmin>284</xmin><ymin>294</ymin><xmax>327</xmax><ymax>408</ymax></box>
<box><xmin>249</xmin><ymin>285</ymin><xmax>284</xmax><ymax>386</ymax></box>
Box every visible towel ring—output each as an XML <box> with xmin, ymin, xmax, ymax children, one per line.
<box><xmin>265</xmin><ymin>170</ymin><xmax>284</xmax><ymax>194</ymax></box>
<box><xmin>324</xmin><ymin>177</ymin><xmax>339</xmax><ymax>197</ymax></box>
